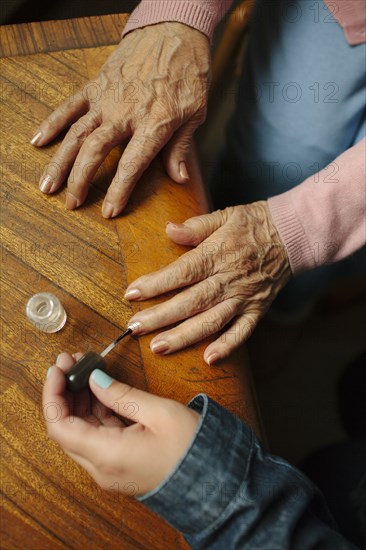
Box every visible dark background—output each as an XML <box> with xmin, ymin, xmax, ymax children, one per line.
<box><xmin>1</xmin><ymin>0</ymin><xmax>139</xmax><ymax>24</ymax></box>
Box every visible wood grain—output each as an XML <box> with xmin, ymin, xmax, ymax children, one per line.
<box><xmin>0</xmin><ymin>19</ymin><xmax>263</xmax><ymax>550</ymax></box>
<box><xmin>0</xmin><ymin>14</ymin><xmax>128</xmax><ymax>57</ymax></box>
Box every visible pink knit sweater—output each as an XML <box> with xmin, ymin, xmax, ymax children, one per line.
<box><xmin>122</xmin><ymin>1</ymin><xmax>366</xmax><ymax>275</ymax></box>
<box><xmin>122</xmin><ymin>1</ymin><xmax>366</xmax><ymax>45</ymax></box>
<box><xmin>268</xmin><ymin>138</ymin><xmax>365</xmax><ymax>273</ymax></box>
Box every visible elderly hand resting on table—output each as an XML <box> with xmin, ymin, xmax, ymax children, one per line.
<box><xmin>44</xmin><ymin>352</ymin><xmax>200</xmax><ymax>495</ymax></box>
<box><xmin>126</xmin><ymin>202</ymin><xmax>291</xmax><ymax>364</ymax></box>
<box><xmin>32</xmin><ymin>23</ymin><xmax>210</xmax><ymax>217</ymax></box>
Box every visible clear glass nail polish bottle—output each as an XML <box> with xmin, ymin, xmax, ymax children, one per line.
<box><xmin>26</xmin><ymin>292</ymin><xmax>67</xmax><ymax>333</ymax></box>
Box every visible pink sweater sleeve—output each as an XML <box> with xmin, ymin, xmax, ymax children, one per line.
<box><xmin>122</xmin><ymin>1</ymin><xmax>234</xmax><ymax>41</ymax></box>
<box><xmin>268</xmin><ymin>138</ymin><xmax>366</xmax><ymax>275</ymax></box>
<box><xmin>324</xmin><ymin>1</ymin><xmax>366</xmax><ymax>46</ymax></box>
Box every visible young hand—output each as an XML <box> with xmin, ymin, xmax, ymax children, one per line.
<box><xmin>43</xmin><ymin>352</ymin><xmax>200</xmax><ymax>495</ymax></box>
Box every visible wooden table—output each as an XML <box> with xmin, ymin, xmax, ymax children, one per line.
<box><xmin>0</xmin><ymin>14</ymin><xmax>263</xmax><ymax>549</ymax></box>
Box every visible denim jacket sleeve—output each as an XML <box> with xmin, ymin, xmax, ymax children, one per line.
<box><xmin>138</xmin><ymin>394</ymin><xmax>357</xmax><ymax>549</ymax></box>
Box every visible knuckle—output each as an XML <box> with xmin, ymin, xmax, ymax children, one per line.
<box><xmin>112</xmin><ymin>162</ymin><xmax>138</xmax><ymax>190</ymax></box>
<box><xmin>85</xmin><ymin>132</ymin><xmax>104</xmax><ymax>151</ymax></box>
<box><xmin>196</xmin><ymin>215</ymin><xmax>213</xmax><ymax>236</ymax></box>
<box><xmin>158</xmin><ymin>324</ymin><xmax>190</xmax><ymax>350</ymax></box>
<box><xmin>139</xmin><ymin>119</ymin><xmax>172</xmax><ymax>146</ymax></box>
<box><xmin>220</xmin><ymin>317</ymin><xmax>256</xmax><ymax>350</ymax></box>
<box><xmin>206</xmin><ymin>277</ymin><xmax>225</xmax><ymax>300</ymax></box>
<box><xmin>69</xmin><ymin>121</ymin><xmax>90</xmax><ymax>143</ymax></box>
<box><xmin>85</xmin><ymin>132</ymin><xmax>112</xmax><ymax>155</ymax></box>
<box><xmin>136</xmin><ymin>133</ymin><xmax>163</xmax><ymax>155</ymax></box>
<box><xmin>173</xmin><ymin>297</ymin><xmax>192</xmax><ymax>319</ymax></box>
<box><xmin>176</xmin><ymin>132</ymin><xmax>192</xmax><ymax>152</ymax></box>
<box><xmin>207</xmin><ymin>303</ymin><xmax>231</xmax><ymax>328</ymax></box>
<box><xmin>45</xmin><ymin>111</ymin><xmax>62</xmax><ymax>133</ymax></box>
<box><xmin>203</xmin><ymin>202</ymin><xmax>222</xmax><ymax>230</ymax></box>
<box><xmin>197</xmin><ymin>245</ymin><xmax>215</xmax><ymax>274</ymax></box>
<box><xmin>130</xmin><ymin>274</ymin><xmax>150</xmax><ymax>293</ymax></box>
<box><xmin>178</xmin><ymin>255</ymin><xmax>200</xmax><ymax>282</ymax></box>
<box><xmin>194</xmin><ymin>278</ymin><xmax>223</xmax><ymax>311</ymax></box>
<box><xmin>213</xmin><ymin>207</ymin><xmax>231</xmax><ymax>225</ymax></box>
<box><xmin>59</xmin><ymin>98</ymin><xmax>75</xmax><ymax>116</ymax></box>
<box><xmin>241</xmin><ymin>315</ymin><xmax>257</xmax><ymax>337</ymax></box>
<box><xmin>174</xmin><ymin>331</ymin><xmax>192</xmax><ymax>350</ymax></box>
<box><xmin>220</xmin><ymin>206</ymin><xmax>232</xmax><ymax>219</ymax></box>
<box><xmin>107</xmin><ymin>121</ymin><xmax>124</xmax><ymax>139</ymax></box>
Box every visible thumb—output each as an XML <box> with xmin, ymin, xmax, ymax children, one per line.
<box><xmin>166</xmin><ymin>208</ymin><xmax>229</xmax><ymax>247</ymax></box>
<box><xmin>89</xmin><ymin>369</ymin><xmax>160</xmax><ymax>425</ymax></box>
<box><xmin>162</xmin><ymin>121</ymin><xmax>196</xmax><ymax>183</ymax></box>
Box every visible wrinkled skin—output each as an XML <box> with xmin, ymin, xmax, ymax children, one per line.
<box><xmin>126</xmin><ymin>202</ymin><xmax>292</xmax><ymax>364</ymax></box>
<box><xmin>33</xmin><ymin>22</ymin><xmax>210</xmax><ymax>217</ymax></box>
<box><xmin>33</xmin><ymin>22</ymin><xmax>292</xmax><ymax>362</ymax></box>
<box><xmin>43</xmin><ymin>352</ymin><xmax>200</xmax><ymax>495</ymax></box>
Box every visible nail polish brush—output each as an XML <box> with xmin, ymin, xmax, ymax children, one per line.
<box><xmin>65</xmin><ymin>326</ymin><xmax>135</xmax><ymax>393</ymax></box>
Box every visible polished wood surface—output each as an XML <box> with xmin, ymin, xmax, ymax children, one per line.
<box><xmin>0</xmin><ymin>13</ymin><xmax>128</xmax><ymax>57</ymax></box>
<box><xmin>0</xmin><ymin>15</ymin><xmax>263</xmax><ymax>549</ymax></box>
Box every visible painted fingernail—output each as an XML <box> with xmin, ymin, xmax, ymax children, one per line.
<box><xmin>39</xmin><ymin>174</ymin><xmax>53</xmax><ymax>193</ymax></box>
<box><xmin>124</xmin><ymin>288</ymin><xmax>141</xmax><ymax>300</ymax></box>
<box><xmin>206</xmin><ymin>353</ymin><xmax>220</xmax><ymax>366</ymax></box>
<box><xmin>46</xmin><ymin>367</ymin><xmax>53</xmax><ymax>379</ymax></box>
<box><xmin>91</xmin><ymin>369</ymin><xmax>115</xmax><ymax>389</ymax></box>
<box><xmin>166</xmin><ymin>221</ymin><xmax>185</xmax><ymax>230</ymax></box>
<box><xmin>179</xmin><ymin>161</ymin><xmax>189</xmax><ymax>180</ymax></box>
<box><xmin>66</xmin><ymin>191</ymin><xmax>80</xmax><ymax>210</ymax></box>
<box><xmin>128</xmin><ymin>320</ymin><xmax>143</xmax><ymax>333</ymax></box>
<box><xmin>151</xmin><ymin>340</ymin><xmax>169</xmax><ymax>354</ymax></box>
<box><xmin>31</xmin><ymin>130</ymin><xmax>42</xmax><ymax>146</ymax></box>
<box><xmin>102</xmin><ymin>201</ymin><xmax>115</xmax><ymax>218</ymax></box>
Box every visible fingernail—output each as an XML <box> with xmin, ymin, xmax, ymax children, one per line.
<box><xmin>179</xmin><ymin>161</ymin><xmax>189</xmax><ymax>180</ymax></box>
<box><xmin>66</xmin><ymin>191</ymin><xmax>80</xmax><ymax>210</ymax></box>
<box><xmin>166</xmin><ymin>221</ymin><xmax>185</xmax><ymax>230</ymax></box>
<box><xmin>206</xmin><ymin>353</ymin><xmax>220</xmax><ymax>366</ymax></box>
<box><xmin>46</xmin><ymin>367</ymin><xmax>53</xmax><ymax>379</ymax></box>
<box><xmin>39</xmin><ymin>174</ymin><xmax>53</xmax><ymax>193</ymax></box>
<box><xmin>91</xmin><ymin>369</ymin><xmax>115</xmax><ymax>389</ymax></box>
<box><xmin>151</xmin><ymin>340</ymin><xmax>169</xmax><ymax>354</ymax></box>
<box><xmin>31</xmin><ymin>130</ymin><xmax>42</xmax><ymax>146</ymax></box>
<box><xmin>128</xmin><ymin>320</ymin><xmax>143</xmax><ymax>333</ymax></box>
<box><xmin>56</xmin><ymin>353</ymin><xmax>66</xmax><ymax>366</ymax></box>
<box><xmin>124</xmin><ymin>288</ymin><xmax>141</xmax><ymax>300</ymax></box>
<box><xmin>102</xmin><ymin>201</ymin><xmax>115</xmax><ymax>218</ymax></box>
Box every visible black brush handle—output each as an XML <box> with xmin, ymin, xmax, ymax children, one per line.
<box><xmin>65</xmin><ymin>351</ymin><xmax>106</xmax><ymax>393</ymax></box>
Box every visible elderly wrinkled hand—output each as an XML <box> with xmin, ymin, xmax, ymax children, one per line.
<box><xmin>32</xmin><ymin>22</ymin><xmax>210</xmax><ymax>217</ymax></box>
<box><xmin>126</xmin><ymin>201</ymin><xmax>292</xmax><ymax>364</ymax></box>
<box><xmin>43</xmin><ymin>352</ymin><xmax>199</xmax><ymax>495</ymax></box>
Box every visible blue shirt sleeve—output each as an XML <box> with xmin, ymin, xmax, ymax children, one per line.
<box><xmin>137</xmin><ymin>394</ymin><xmax>357</xmax><ymax>549</ymax></box>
